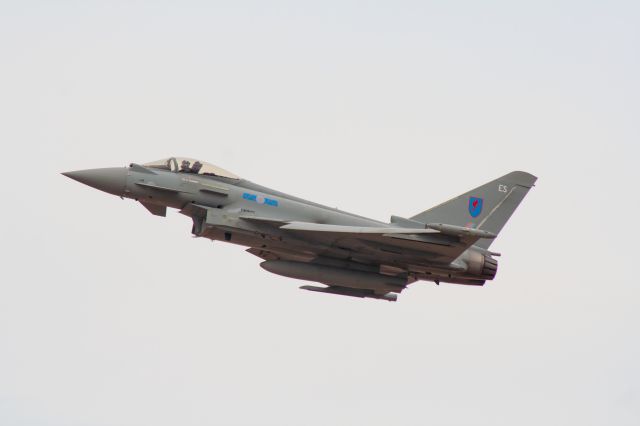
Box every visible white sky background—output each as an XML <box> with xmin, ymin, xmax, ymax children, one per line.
<box><xmin>1</xmin><ymin>1</ymin><xmax>639</xmax><ymax>425</ymax></box>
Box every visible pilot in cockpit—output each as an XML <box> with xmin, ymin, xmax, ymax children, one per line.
<box><xmin>143</xmin><ymin>157</ymin><xmax>240</xmax><ymax>180</ymax></box>
<box><xmin>191</xmin><ymin>161</ymin><xmax>203</xmax><ymax>174</ymax></box>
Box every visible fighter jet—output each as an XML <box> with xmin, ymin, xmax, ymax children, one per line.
<box><xmin>63</xmin><ymin>157</ymin><xmax>536</xmax><ymax>302</ymax></box>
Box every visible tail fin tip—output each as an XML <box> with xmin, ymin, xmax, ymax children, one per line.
<box><xmin>503</xmin><ymin>171</ymin><xmax>537</xmax><ymax>188</ymax></box>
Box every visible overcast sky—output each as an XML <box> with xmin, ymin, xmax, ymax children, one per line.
<box><xmin>1</xmin><ymin>1</ymin><xmax>639</xmax><ymax>425</ymax></box>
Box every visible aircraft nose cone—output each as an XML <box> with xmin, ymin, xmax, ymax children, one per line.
<box><xmin>62</xmin><ymin>167</ymin><xmax>127</xmax><ymax>196</ymax></box>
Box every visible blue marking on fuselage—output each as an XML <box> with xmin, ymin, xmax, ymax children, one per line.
<box><xmin>243</xmin><ymin>192</ymin><xmax>278</xmax><ymax>207</ymax></box>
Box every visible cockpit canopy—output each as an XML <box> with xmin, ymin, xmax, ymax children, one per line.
<box><xmin>143</xmin><ymin>157</ymin><xmax>240</xmax><ymax>180</ymax></box>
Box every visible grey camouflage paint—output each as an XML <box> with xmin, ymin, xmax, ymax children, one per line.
<box><xmin>63</xmin><ymin>159</ymin><xmax>536</xmax><ymax>302</ymax></box>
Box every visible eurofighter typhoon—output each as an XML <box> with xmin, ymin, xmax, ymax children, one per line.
<box><xmin>63</xmin><ymin>157</ymin><xmax>536</xmax><ymax>302</ymax></box>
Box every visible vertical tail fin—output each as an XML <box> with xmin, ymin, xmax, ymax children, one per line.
<box><xmin>410</xmin><ymin>171</ymin><xmax>537</xmax><ymax>249</ymax></box>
